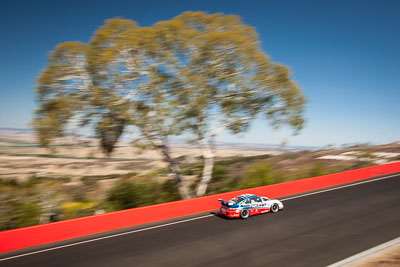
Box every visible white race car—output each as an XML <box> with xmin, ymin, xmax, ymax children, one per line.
<box><xmin>218</xmin><ymin>193</ymin><xmax>284</xmax><ymax>219</ymax></box>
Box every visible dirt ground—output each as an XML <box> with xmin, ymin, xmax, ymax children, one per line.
<box><xmin>0</xmin><ymin>129</ymin><xmax>279</xmax><ymax>182</ymax></box>
<box><xmin>352</xmin><ymin>244</ymin><xmax>400</xmax><ymax>266</ymax></box>
<box><xmin>1</xmin><ymin>129</ymin><xmax>399</xmax><ymax>183</ymax></box>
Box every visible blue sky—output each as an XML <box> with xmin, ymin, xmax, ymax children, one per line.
<box><xmin>1</xmin><ymin>0</ymin><xmax>399</xmax><ymax>147</ymax></box>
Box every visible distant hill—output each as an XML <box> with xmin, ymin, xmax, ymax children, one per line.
<box><xmin>0</xmin><ymin>127</ymin><xmax>33</xmax><ymax>133</ymax></box>
<box><xmin>0</xmin><ymin>128</ymin><xmax>320</xmax><ymax>151</ymax></box>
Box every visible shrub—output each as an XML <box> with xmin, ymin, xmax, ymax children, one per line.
<box><xmin>239</xmin><ymin>163</ymin><xmax>276</xmax><ymax>189</ymax></box>
<box><xmin>156</xmin><ymin>179</ymin><xmax>181</xmax><ymax>204</ymax></box>
<box><xmin>61</xmin><ymin>201</ymin><xmax>97</xmax><ymax>220</ymax></box>
<box><xmin>25</xmin><ymin>176</ymin><xmax>40</xmax><ymax>187</ymax></box>
<box><xmin>309</xmin><ymin>163</ymin><xmax>327</xmax><ymax>177</ymax></box>
<box><xmin>204</xmin><ymin>165</ymin><xmax>226</xmax><ymax>194</ymax></box>
<box><xmin>107</xmin><ymin>180</ymin><xmax>139</xmax><ymax>210</ymax></box>
<box><xmin>106</xmin><ymin>178</ymin><xmax>181</xmax><ymax>211</ymax></box>
<box><xmin>0</xmin><ymin>178</ymin><xmax>18</xmax><ymax>187</ymax></box>
<box><xmin>14</xmin><ymin>202</ymin><xmax>41</xmax><ymax>228</ymax></box>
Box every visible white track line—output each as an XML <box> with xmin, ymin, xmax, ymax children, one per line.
<box><xmin>327</xmin><ymin>236</ymin><xmax>400</xmax><ymax>267</ymax></box>
<box><xmin>0</xmin><ymin>215</ymin><xmax>214</xmax><ymax>262</ymax></box>
<box><xmin>1</xmin><ymin>172</ymin><xmax>398</xmax><ymax>262</ymax></box>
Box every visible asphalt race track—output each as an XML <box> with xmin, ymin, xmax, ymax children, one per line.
<box><xmin>2</xmin><ymin>174</ymin><xmax>400</xmax><ymax>267</ymax></box>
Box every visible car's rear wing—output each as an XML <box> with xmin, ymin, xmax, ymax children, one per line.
<box><xmin>218</xmin><ymin>199</ymin><xmax>229</xmax><ymax>206</ymax></box>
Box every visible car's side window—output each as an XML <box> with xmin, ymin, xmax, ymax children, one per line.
<box><xmin>249</xmin><ymin>197</ymin><xmax>262</xmax><ymax>204</ymax></box>
<box><xmin>244</xmin><ymin>199</ymin><xmax>251</xmax><ymax>204</ymax></box>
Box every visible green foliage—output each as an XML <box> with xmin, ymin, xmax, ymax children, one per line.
<box><xmin>182</xmin><ymin>155</ymin><xmax>270</xmax><ymax>176</ymax></box>
<box><xmin>157</xmin><ymin>179</ymin><xmax>181</xmax><ymax>204</ymax></box>
<box><xmin>25</xmin><ymin>176</ymin><xmax>41</xmax><ymax>187</ymax></box>
<box><xmin>185</xmin><ymin>155</ymin><xmax>273</xmax><ymax>195</ymax></box>
<box><xmin>61</xmin><ymin>202</ymin><xmax>97</xmax><ymax>220</ymax></box>
<box><xmin>204</xmin><ymin>161</ymin><xmax>280</xmax><ymax>194</ymax></box>
<box><xmin>106</xmin><ymin>178</ymin><xmax>181</xmax><ymax>211</ymax></box>
<box><xmin>354</xmin><ymin>160</ymin><xmax>376</xmax><ymax>169</ymax></box>
<box><xmin>14</xmin><ymin>202</ymin><xmax>41</xmax><ymax>228</ymax></box>
<box><xmin>81</xmin><ymin>173</ymin><xmax>125</xmax><ymax>186</ymax></box>
<box><xmin>240</xmin><ymin>163</ymin><xmax>277</xmax><ymax>189</ymax></box>
<box><xmin>215</xmin><ymin>154</ymin><xmax>271</xmax><ymax>166</ymax></box>
<box><xmin>205</xmin><ymin>165</ymin><xmax>229</xmax><ymax>192</ymax></box>
<box><xmin>0</xmin><ymin>178</ymin><xmax>18</xmax><ymax>187</ymax></box>
<box><xmin>308</xmin><ymin>163</ymin><xmax>327</xmax><ymax>177</ymax></box>
<box><xmin>181</xmin><ymin>163</ymin><xmax>203</xmax><ymax>176</ymax></box>
<box><xmin>0</xmin><ymin>200</ymin><xmax>41</xmax><ymax>230</ymax></box>
<box><xmin>205</xmin><ymin>165</ymin><xmax>237</xmax><ymax>194</ymax></box>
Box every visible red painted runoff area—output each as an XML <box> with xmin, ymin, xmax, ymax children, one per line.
<box><xmin>1</xmin><ymin>162</ymin><xmax>399</xmax><ymax>253</ymax></box>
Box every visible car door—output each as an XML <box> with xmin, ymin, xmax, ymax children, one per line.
<box><xmin>257</xmin><ymin>197</ymin><xmax>269</xmax><ymax>213</ymax></box>
<box><xmin>261</xmin><ymin>197</ymin><xmax>271</xmax><ymax>209</ymax></box>
<box><xmin>250</xmin><ymin>196</ymin><xmax>264</xmax><ymax>215</ymax></box>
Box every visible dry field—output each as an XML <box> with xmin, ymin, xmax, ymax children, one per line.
<box><xmin>1</xmin><ymin>129</ymin><xmax>399</xmax><ymax>184</ymax></box>
<box><xmin>0</xmin><ymin>129</ymin><xmax>279</xmax><ymax>182</ymax></box>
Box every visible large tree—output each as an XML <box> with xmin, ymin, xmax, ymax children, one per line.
<box><xmin>147</xmin><ymin>12</ymin><xmax>307</xmax><ymax>196</ymax></box>
<box><xmin>33</xmin><ymin>12</ymin><xmax>306</xmax><ymax>200</ymax></box>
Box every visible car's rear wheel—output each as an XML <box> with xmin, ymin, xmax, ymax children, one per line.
<box><xmin>240</xmin><ymin>209</ymin><xmax>250</xmax><ymax>219</ymax></box>
<box><xmin>271</xmin><ymin>203</ymin><xmax>279</xmax><ymax>213</ymax></box>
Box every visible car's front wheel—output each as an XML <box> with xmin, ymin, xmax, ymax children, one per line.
<box><xmin>240</xmin><ymin>209</ymin><xmax>250</xmax><ymax>219</ymax></box>
<box><xmin>271</xmin><ymin>203</ymin><xmax>279</xmax><ymax>213</ymax></box>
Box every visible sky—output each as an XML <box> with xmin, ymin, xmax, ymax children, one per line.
<box><xmin>0</xmin><ymin>0</ymin><xmax>399</xmax><ymax>147</ymax></box>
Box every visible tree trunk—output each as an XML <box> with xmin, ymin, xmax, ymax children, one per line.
<box><xmin>158</xmin><ymin>142</ymin><xmax>193</xmax><ymax>199</ymax></box>
<box><xmin>196</xmin><ymin>138</ymin><xmax>215</xmax><ymax>197</ymax></box>
<box><xmin>39</xmin><ymin>198</ymin><xmax>57</xmax><ymax>224</ymax></box>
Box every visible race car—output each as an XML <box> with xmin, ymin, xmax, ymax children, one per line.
<box><xmin>218</xmin><ymin>194</ymin><xmax>284</xmax><ymax>219</ymax></box>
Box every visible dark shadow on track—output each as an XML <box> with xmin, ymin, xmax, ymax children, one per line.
<box><xmin>209</xmin><ymin>210</ymin><xmax>233</xmax><ymax>220</ymax></box>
